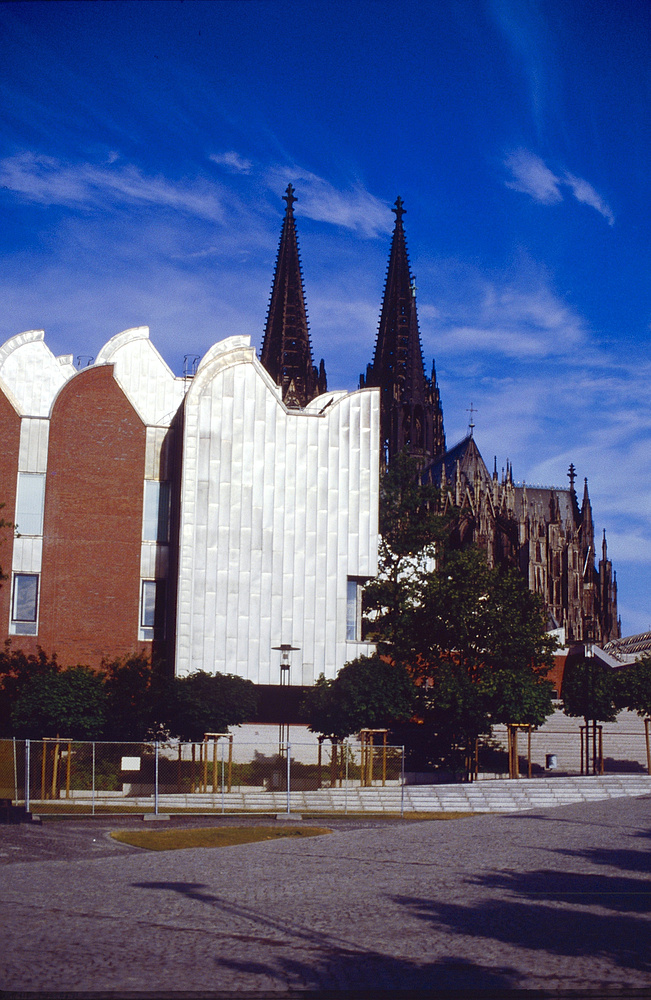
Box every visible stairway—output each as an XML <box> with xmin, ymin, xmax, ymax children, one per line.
<box><xmin>81</xmin><ymin>773</ymin><xmax>651</xmax><ymax>815</ymax></box>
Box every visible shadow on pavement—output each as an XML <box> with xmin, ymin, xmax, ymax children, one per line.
<box><xmin>392</xmin><ymin>892</ymin><xmax>650</xmax><ymax>972</ymax></box>
<box><xmin>132</xmin><ymin>880</ymin><xmax>520</xmax><ymax>991</ymax></box>
<box><xmin>553</xmin><ymin>844</ymin><xmax>651</xmax><ymax>875</ymax></box>
<box><xmin>470</xmin><ymin>866</ymin><xmax>651</xmax><ymax>913</ymax></box>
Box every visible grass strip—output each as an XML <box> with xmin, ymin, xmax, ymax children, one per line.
<box><xmin>110</xmin><ymin>825</ymin><xmax>332</xmax><ymax>851</ymax></box>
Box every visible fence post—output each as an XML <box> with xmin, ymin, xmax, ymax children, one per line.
<box><xmin>344</xmin><ymin>743</ymin><xmax>348</xmax><ymax>816</ymax></box>
<box><xmin>12</xmin><ymin>738</ymin><xmax>18</xmax><ymax>805</ymax></box>
<box><xmin>25</xmin><ymin>740</ymin><xmax>30</xmax><ymax>812</ymax></box>
<box><xmin>401</xmin><ymin>745</ymin><xmax>405</xmax><ymax>819</ymax></box>
<box><xmin>154</xmin><ymin>741</ymin><xmax>159</xmax><ymax>816</ymax></box>
<box><xmin>92</xmin><ymin>742</ymin><xmax>96</xmax><ymax>816</ymax></box>
<box><xmin>221</xmin><ymin>739</ymin><xmax>225</xmax><ymax>815</ymax></box>
<box><xmin>286</xmin><ymin>743</ymin><xmax>291</xmax><ymax>815</ymax></box>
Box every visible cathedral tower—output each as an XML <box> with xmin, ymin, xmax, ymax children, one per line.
<box><xmin>260</xmin><ymin>184</ymin><xmax>327</xmax><ymax>408</ymax></box>
<box><xmin>360</xmin><ymin>197</ymin><xmax>445</xmax><ymax>466</ymax></box>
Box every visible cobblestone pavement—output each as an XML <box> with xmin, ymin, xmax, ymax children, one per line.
<box><xmin>2</xmin><ymin>798</ymin><xmax>651</xmax><ymax>994</ymax></box>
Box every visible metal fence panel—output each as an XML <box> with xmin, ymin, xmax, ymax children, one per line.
<box><xmin>1</xmin><ymin>715</ymin><xmax>648</xmax><ymax>815</ymax></box>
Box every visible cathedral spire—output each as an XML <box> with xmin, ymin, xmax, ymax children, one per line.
<box><xmin>360</xmin><ymin>197</ymin><xmax>445</xmax><ymax>466</ymax></box>
<box><xmin>261</xmin><ymin>184</ymin><xmax>327</xmax><ymax>408</ymax></box>
<box><xmin>581</xmin><ymin>476</ymin><xmax>595</xmax><ymax>556</ymax></box>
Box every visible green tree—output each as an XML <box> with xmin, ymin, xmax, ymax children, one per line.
<box><xmin>363</xmin><ymin>450</ymin><xmax>449</xmax><ymax>656</ymax></box>
<box><xmin>169</xmin><ymin>671</ymin><xmax>258</xmax><ymax>741</ymax></box>
<box><xmin>102</xmin><ymin>653</ymin><xmax>173</xmax><ymax>741</ymax></box>
<box><xmin>303</xmin><ymin>655</ymin><xmax>417</xmax><ymax>741</ymax></box>
<box><xmin>561</xmin><ymin>654</ymin><xmax>620</xmax><ymax>727</ymax></box>
<box><xmin>406</xmin><ymin>547</ymin><xmax>555</xmax><ymax>772</ymax></box>
<box><xmin>616</xmin><ymin>656</ymin><xmax>651</xmax><ymax>718</ymax></box>
<box><xmin>0</xmin><ymin>643</ymin><xmax>62</xmax><ymax>736</ymax></box>
<box><xmin>10</xmin><ymin>665</ymin><xmax>106</xmax><ymax>740</ymax></box>
<box><xmin>362</xmin><ymin>456</ymin><xmax>557</xmax><ymax>775</ymax></box>
<box><xmin>561</xmin><ymin>651</ymin><xmax>621</xmax><ymax>774</ymax></box>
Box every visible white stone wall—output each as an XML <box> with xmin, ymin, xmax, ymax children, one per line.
<box><xmin>176</xmin><ymin>336</ymin><xmax>379</xmax><ymax>684</ymax></box>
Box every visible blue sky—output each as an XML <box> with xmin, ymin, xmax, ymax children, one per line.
<box><xmin>1</xmin><ymin>0</ymin><xmax>650</xmax><ymax>636</ymax></box>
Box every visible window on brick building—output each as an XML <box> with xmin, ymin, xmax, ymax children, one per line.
<box><xmin>11</xmin><ymin>573</ymin><xmax>39</xmax><ymax>635</ymax></box>
<box><xmin>139</xmin><ymin>579</ymin><xmax>165</xmax><ymax>640</ymax></box>
<box><xmin>142</xmin><ymin>481</ymin><xmax>170</xmax><ymax>543</ymax></box>
<box><xmin>15</xmin><ymin>473</ymin><xmax>45</xmax><ymax>536</ymax></box>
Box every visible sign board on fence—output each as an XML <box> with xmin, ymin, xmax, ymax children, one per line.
<box><xmin>121</xmin><ymin>757</ymin><xmax>141</xmax><ymax>771</ymax></box>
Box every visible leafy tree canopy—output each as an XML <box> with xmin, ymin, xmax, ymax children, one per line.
<box><xmin>170</xmin><ymin>671</ymin><xmax>259</xmax><ymax>742</ymax></box>
<box><xmin>561</xmin><ymin>653</ymin><xmax>624</xmax><ymax>725</ymax></box>
<box><xmin>303</xmin><ymin>655</ymin><xmax>417</xmax><ymax>741</ymax></box>
<box><xmin>616</xmin><ymin>656</ymin><xmax>651</xmax><ymax>718</ymax></box>
<box><xmin>362</xmin><ymin>453</ymin><xmax>556</xmax><ymax>766</ymax></box>
<box><xmin>0</xmin><ymin>643</ymin><xmax>61</xmax><ymax>736</ymax></box>
<box><xmin>102</xmin><ymin>653</ymin><xmax>174</xmax><ymax>741</ymax></box>
<box><xmin>0</xmin><ymin>644</ymin><xmax>259</xmax><ymax>742</ymax></box>
<box><xmin>10</xmin><ymin>665</ymin><xmax>106</xmax><ymax>740</ymax></box>
<box><xmin>406</xmin><ymin>548</ymin><xmax>556</xmax><ymax>751</ymax></box>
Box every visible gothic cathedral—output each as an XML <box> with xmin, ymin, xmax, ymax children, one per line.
<box><xmin>261</xmin><ymin>188</ymin><xmax>621</xmax><ymax>647</ymax></box>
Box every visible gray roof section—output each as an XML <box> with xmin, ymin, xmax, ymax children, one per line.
<box><xmin>514</xmin><ymin>486</ymin><xmax>578</xmax><ymax>530</ymax></box>
<box><xmin>421</xmin><ymin>435</ymin><xmax>491</xmax><ymax>488</ymax></box>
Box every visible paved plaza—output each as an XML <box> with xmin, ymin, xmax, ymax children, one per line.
<box><xmin>2</xmin><ymin>797</ymin><xmax>651</xmax><ymax>994</ymax></box>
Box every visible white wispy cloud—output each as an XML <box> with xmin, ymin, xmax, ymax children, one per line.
<box><xmin>209</xmin><ymin>151</ymin><xmax>253</xmax><ymax>174</ymax></box>
<box><xmin>267</xmin><ymin>167</ymin><xmax>393</xmax><ymax>238</ymax></box>
<box><xmin>0</xmin><ymin>152</ymin><xmax>226</xmax><ymax>221</ymax></box>
<box><xmin>504</xmin><ymin>148</ymin><xmax>614</xmax><ymax>224</ymax></box>
<box><xmin>0</xmin><ymin>151</ymin><xmax>393</xmax><ymax>241</ymax></box>
<box><xmin>504</xmin><ymin>149</ymin><xmax>562</xmax><ymax>204</ymax></box>
<box><xmin>423</xmin><ymin>279</ymin><xmax>587</xmax><ymax>360</ymax></box>
<box><xmin>564</xmin><ymin>173</ymin><xmax>615</xmax><ymax>226</ymax></box>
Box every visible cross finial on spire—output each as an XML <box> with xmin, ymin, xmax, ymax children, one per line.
<box><xmin>466</xmin><ymin>402</ymin><xmax>477</xmax><ymax>435</ymax></box>
<box><xmin>283</xmin><ymin>183</ymin><xmax>297</xmax><ymax>212</ymax></box>
<box><xmin>393</xmin><ymin>196</ymin><xmax>405</xmax><ymax>222</ymax></box>
<box><xmin>568</xmin><ymin>463</ymin><xmax>576</xmax><ymax>491</ymax></box>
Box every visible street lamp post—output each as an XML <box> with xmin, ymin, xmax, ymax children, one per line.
<box><xmin>273</xmin><ymin>643</ymin><xmax>300</xmax><ymax>753</ymax></box>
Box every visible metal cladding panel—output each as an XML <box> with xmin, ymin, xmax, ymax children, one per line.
<box><xmin>0</xmin><ymin>333</ymin><xmax>74</xmax><ymax>417</ymax></box>
<box><xmin>176</xmin><ymin>339</ymin><xmax>379</xmax><ymax>684</ymax></box>
<box><xmin>12</xmin><ymin>535</ymin><xmax>42</xmax><ymax>573</ymax></box>
<box><xmin>18</xmin><ymin>418</ymin><xmax>49</xmax><ymax>473</ymax></box>
<box><xmin>140</xmin><ymin>542</ymin><xmax>169</xmax><ymax>580</ymax></box>
<box><xmin>96</xmin><ymin>327</ymin><xmax>185</xmax><ymax>427</ymax></box>
<box><xmin>144</xmin><ymin>426</ymin><xmax>173</xmax><ymax>480</ymax></box>
<box><xmin>140</xmin><ymin>543</ymin><xmax>156</xmax><ymax>579</ymax></box>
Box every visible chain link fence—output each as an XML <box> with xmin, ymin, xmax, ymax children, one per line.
<box><xmin>0</xmin><ymin>737</ymin><xmax>405</xmax><ymax>815</ymax></box>
<box><xmin>1</xmin><ymin>714</ymin><xmax>649</xmax><ymax>814</ymax></box>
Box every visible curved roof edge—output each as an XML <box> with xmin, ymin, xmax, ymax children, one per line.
<box><xmin>0</xmin><ymin>329</ymin><xmax>46</xmax><ymax>366</ymax></box>
<box><xmin>96</xmin><ymin>326</ymin><xmax>151</xmax><ymax>364</ymax></box>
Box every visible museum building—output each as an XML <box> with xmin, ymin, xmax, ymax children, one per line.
<box><xmin>0</xmin><ymin>185</ymin><xmax>620</xmax><ymax>692</ymax></box>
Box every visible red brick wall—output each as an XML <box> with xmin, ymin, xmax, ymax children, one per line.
<box><xmin>36</xmin><ymin>366</ymin><xmax>148</xmax><ymax>667</ymax></box>
<box><xmin>549</xmin><ymin>653</ymin><xmax>567</xmax><ymax>699</ymax></box>
<box><xmin>0</xmin><ymin>385</ymin><xmax>20</xmax><ymax>636</ymax></box>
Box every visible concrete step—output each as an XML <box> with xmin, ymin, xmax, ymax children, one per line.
<box><xmin>24</xmin><ymin>774</ymin><xmax>651</xmax><ymax>815</ymax></box>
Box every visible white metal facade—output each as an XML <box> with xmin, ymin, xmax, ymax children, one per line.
<box><xmin>175</xmin><ymin>336</ymin><xmax>379</xmax><ymax>684</ymax></box>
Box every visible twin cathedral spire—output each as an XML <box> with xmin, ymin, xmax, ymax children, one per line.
<box><xmin>261</xmin><ymin>186</ymin><xmax>444</xmax><ymax>469</ymax></box>
<box><xmin>258</xmin><ymin>186</ymin><xmax>620</xmax><ymax>647</ymax></box>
